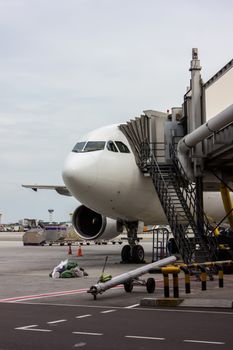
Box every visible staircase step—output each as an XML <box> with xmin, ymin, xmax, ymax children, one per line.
<box><xmin>143</xmin><ymin>148</ymin><xmax>217</xmax><ymax>263</ymax></box>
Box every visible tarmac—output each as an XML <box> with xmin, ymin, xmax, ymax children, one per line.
<box><xmin>0</xmin><ymin>232</ymin><xmax>233</xmax><ymax>310</ymax></box>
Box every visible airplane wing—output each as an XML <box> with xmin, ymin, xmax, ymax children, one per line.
<box><xmin>22</xmin><ymin>184</ymin><xmax>72</xmax><ymax>196</ymax></box>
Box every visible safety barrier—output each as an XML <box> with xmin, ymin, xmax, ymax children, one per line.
<box><xmin>180</xmin><ymin>265</ymin><xmax>191</xmax><ymax>294</ymax></box>
<box><xmin>185</xmin><ymin>260</ymin><xmax>232</xmax><ymax>291</ymax></box>
<box><xmin>150</xmin><ymin>260</ymin><xmax>232</xmax><ymax>298</ymax></box>
<box><xmin>161</xmin><ymin>266</ymin><xmax>180</xmax><ymax>298</ymax></box>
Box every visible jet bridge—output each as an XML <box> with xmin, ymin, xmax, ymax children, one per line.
<box><xmin>119</xmin><ymin>110</ymin><xmax>168</xmax><ymax>164</ymax></box>
<box><xmin>119</xmin><ymin>49</ymin><xmax>233</xmax><ymax>264</ymax></box>
<box><xmin>179</xmin><ymin>56</ymin><xmax>233</xmax><ymax>188</ymax></box>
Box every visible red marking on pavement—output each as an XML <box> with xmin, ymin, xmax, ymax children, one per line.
<box><xmin>0</xmin><ymin>285</ymin><xmax>123</xmax><ymax>303</ymax></box>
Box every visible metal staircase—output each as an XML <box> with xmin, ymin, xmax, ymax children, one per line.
<box><xmin>119</xmin><ymin>114</ymin><xmax>218</xmax><ymax>264</ymax></box>
<box><xmin>139</xmin><ymin>142</ymin><xmax>218</xmax><ymax>263</ymax></box>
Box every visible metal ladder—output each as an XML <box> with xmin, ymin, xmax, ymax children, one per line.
<box><xmin>140</xmin><ymin>142</ymin><xmax>217</xmax><ymax>264</ymax></box>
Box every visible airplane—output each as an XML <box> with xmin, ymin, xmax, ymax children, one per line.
<box><xmin>23</xmin><ymin>122</ymin><xmax>233</xmax><ymax>263</ymax></box>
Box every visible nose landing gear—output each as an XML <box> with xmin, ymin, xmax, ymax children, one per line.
<box><xmin>121</xmin><ymin>221</ymin><xmax>145</xmax><ymax>263</ymax></box>
<box><xmin>121</xmin><ymin>244</ymin><xmax>145</xmax><ymax>263</ymax></box>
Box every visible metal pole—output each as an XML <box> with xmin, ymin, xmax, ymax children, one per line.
<box><xmin>199</xmin><ymin>265</ymin><xmax>207</xmax><ymax>291</ymax></box>
<box><xmin>217</xmin><ymin>265</ymin><xmax>224</xmax><ymax>288</ymax></box>
<box><xmin>163</xmin><ymin>272</ymin><xmax>170</xmax><ymax>298</ymax></box>
<box><xmin>173</xmin><ymin>272</ymin><xmax>179</xmax><ymax>298</ymax></box>
<box><xmin>189</xmin><ymin>48</ymin><xmax>202</xmax><ymax>134</ymax></box>
<box><xmin>195</xmin><ymin>176</ymin><xmax>204</xmax><ymax>235</ymax></box>
<box><xmin>179</xmin><ymin>103</ymin><xmax>233</xmax><ymax>153</ymax></box>
<box><xmin>177</xmin><ymin>103</ymin><xmax>233</xmax><ymax>180</ymax></box>
<box><xmin>152</xmin><ymin>229</ymin><xmax>155</xmax><ymax>262</ymax></box>
<box><xmin>180</xmin><ymin>266</ymin><xmax>191</xmax><ymax>294</ymax></box>
<box><xmin>88</xmin><ymin>256</ymin><xmax>177</xmax><ymax>297</ymax></box>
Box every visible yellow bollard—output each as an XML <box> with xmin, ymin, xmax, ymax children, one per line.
<box><xmin>217</xmin><ymin>264</ymin><xmax>224</xmax><ymax>288</ymax></box>
<box><xmin>199</xmin><ymin>266</ymin><xmax>207</xmax><ymax>291</ymax></box>
<box><xmin>163</xmin><ymin>272</ymin><xmax>169</xmax><ymax>298</ymax></box>
<box><xmin>161</xmin><ymin>266</ymin><xmax>180</xmax><ymax>298</ymax></box>
<box><xmin>173</xmin><ymin>272</ymin><xmax>179</xmax><ymax>298</ymax></box>
<box><xmin>180</xmin><ymin>265</ymin><xmax>191</xmax><ymax>294</ymax></box>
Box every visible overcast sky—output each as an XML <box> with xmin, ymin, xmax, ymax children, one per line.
<box><xmin>0</xmin><ymin>0</ymin><xmax>232</xmax><ymax>223</ymax></box>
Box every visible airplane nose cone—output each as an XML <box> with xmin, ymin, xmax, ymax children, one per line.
<box><xmin>62</xmin><ymin>153</ymin><xmax>97</xmax><ymax>196</ymax></box>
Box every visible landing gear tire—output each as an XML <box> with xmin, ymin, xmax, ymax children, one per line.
<box><xmin>132</xmin><ymin>245</ymin><xmax>144</xmax><ymax>263</ymax></box>
<box><xmin>146</xmin><ymin>278</ymin><xmax>155</xmax><ymax>293</ymax></box>
<box><xmin>124</xmin><ymin>280</ymin><xmax>133</xmax><ymax>293</ymax></box>
<box><xmin>121</xmin><ymin>245</ymin><xmax>132</xmax><ymax>263</ymax></box>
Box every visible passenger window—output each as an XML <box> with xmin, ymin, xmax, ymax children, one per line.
<box><xmin>72</xmin><ymin>141</ymin><xmax>86</xmax><ymax>153</ymax></box>
<box><xmin>107</xmin><ymin>141</ymin><xmax>118</xmax><ymax>152</ymax></box>
<box><xmin>83</xmin><ymin>141</ymin><xmax>106</xmax><ymax>152</ymax></box>
<box><xmin>115</xmin><ymin>141</ymin><xmax>130</xmax><ymax>153</ymax></box>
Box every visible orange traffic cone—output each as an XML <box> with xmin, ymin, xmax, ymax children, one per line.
<box><xmin>77</xmin><ymin>245</ymin><xmax>83</xmax><ymax>257</ymax></box>
<box><xmin>68</xmin><ymin>244</ymin><xmax>72</xmax><ymax>255</ymax></box>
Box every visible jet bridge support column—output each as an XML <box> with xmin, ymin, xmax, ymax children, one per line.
<box><xmin>220</xmin><ymin>183</ymin><xmax>233</xmax><ymax>230</ymax></box>
<box><xmin>194</xmin><ymin>176</ymin><xmax>206</xmax><ymax>262</ymax></box>
<box><xmin>189</xmin><ymin>48</ymin><xmax>204</xmax><ymax>177</ymax></box>
<box><xmin>195</xmin><ymin>176</ymin><xmax>204</xmax><ymax>236</ymax></box>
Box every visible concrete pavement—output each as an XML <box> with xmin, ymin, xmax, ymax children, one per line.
<box><xmin>0</xmin><ymin>233</ymin><xmax>232</xmax><ymax>309</ymax></box>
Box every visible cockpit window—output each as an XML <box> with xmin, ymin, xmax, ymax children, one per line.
<box><xmin>107</xmin><ymin>141</ymin><xmax>118</xmax><ymax>152</ymax></box>
<box><xmin>115</xmin><ymin>141</ymin><xmax>130</xmax><ymax>153</ymax></box>
<box><xmin>83</xmin><ymin>141</ymin><xmax>106</xmax><ymax>152</ymax></box>
<box><xmin>72</xmin><ymin>141</ymin><xmax>86</xmax><ymax>153</ymax></box>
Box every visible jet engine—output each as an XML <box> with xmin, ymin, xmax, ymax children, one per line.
<box><xmin>72</xmin><ymin>205</ymin><xmax>123</xmax><ymax>240</ymax></box>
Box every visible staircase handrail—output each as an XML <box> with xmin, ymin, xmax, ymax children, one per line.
<box><xmin>140</xmin><ymin>141</ymin><xmax>194</xmax><ymax>262</ymax></box>
<box><xmin>170</xmin><ymin>143</ymin><xmax>218</xmax><ymax>258</ymax></box>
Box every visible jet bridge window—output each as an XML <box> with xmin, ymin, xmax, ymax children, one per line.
<box><xmin>115</xmin><ymin>141</ymin><xmax>130</xmax><ymax>153</ymax></box>
<box><xmin>83</xmin><ymin>141</ymin><xmax>106</xmax><ymax>152</ymax></box>
<box><xmin>72</xmin><ymin>142</ymin><xmax>86</xmax><ymax>153</ymax></box>
<box><xmin>107</xmin><ymin>141</ymin><xmax>118</xmax><ymax>152</ymax></box>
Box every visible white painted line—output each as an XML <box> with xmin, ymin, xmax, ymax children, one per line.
<box><xmin>73</xmin><ymin>331</ymin><xmax>103</xmax><ymax>336</ymax></box>
<box><xmin>100</xmin><ymin>310</ymin><xmax>116</xmax><ymax>314</ymax></box>
<box><xmin>47</xmin><ymin>319</ymin><xmax>67</xmax><ymax>324</ymax></box>
<box><xmin>184</xmin><ymin>339</ymin><xmax>225</xmax><ymax>345</ymax></box>
<box><xmin>76</xmin><ymin>314</ymin><xmax>92</xmax><ymax>319</ymax></box>
<box><xmin>15</xmin><ymin>324</ymin><xmax>37</xmax><ymax>330</ymax></box>
<box><xmin>15</xmin><ymin>325</ymin><xmax>52</xmax><ymax>332</ymax></box>
<box><xmin>7</xmin><ymin>301</ymin><xmax>233</xmax><ymax>316</ymax></box>
<box><xmin>125</xmin><ymin>335</ymin><xmax>165</xmax><ymax>341</ymax></box>
<box><xmin>125</xmin><ymin>304</ymin><xmax>140</xmax><ymax>309</ymax></box>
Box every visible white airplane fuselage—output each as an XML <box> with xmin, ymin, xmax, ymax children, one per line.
<box><xmin>62</xmin><ymin>124</ymin><xmax>229</xmax><ymax>225</ymax></box>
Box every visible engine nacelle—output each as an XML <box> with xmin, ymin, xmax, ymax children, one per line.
<box><xmin>72</xmin><ymin>205</ymin><xmax>123</xmax><ymax>241</ymax></box>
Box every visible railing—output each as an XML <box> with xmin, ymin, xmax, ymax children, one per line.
<box><xmin>170</xmin><ymin>144</ymin><xmax>218</xmax><ymax>260</ymax></box>
<box><xmin>139</xmin><ymin>141</ymin><xmax>218</xmax><ymax>263</ymax></box>
<box><xmin>140</xmin><ymin>142</ymin><xmax>194</xmax><ymax>263</ymax></box>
